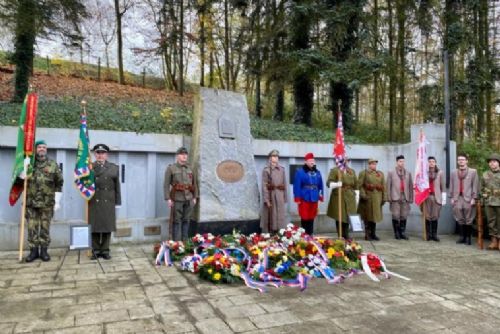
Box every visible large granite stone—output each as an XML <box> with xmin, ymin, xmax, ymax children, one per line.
<box><xmin>191</xmin><ymin>88</ymin><xmax>260</xmax><ymax>234</ymax></box>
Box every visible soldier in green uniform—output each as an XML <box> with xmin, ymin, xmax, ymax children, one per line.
<box><xmin>482</xmin><ymin>153</ymin><xmax>500</xmax><ymax>251</ymax></box>
<box><xmin>88</xmin><ymin>144</ymin><xmax>121</xmax><ymax>260</ymax></box>
<box><xmin>24</xmin><ymin>140</ymin><xmax>63</xmax><ymax>262</ymax></box>
<box><xmin>164</xmin><ymin>147</ymin><xmax>199</xmax><ymax>241</ymax></box>
<box><xmin>326</xmin><ymin>158</ymin><xmax>358</xmax><ymax>239</ymax></box>
<box><xmin>357</xmin><ymin>158</ymin><xmax>386</xmax><ymax>241</ymax></box>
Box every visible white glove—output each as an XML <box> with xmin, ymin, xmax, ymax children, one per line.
<box><xmin>115</xmin><ymin>205</ymin><xmax>122</xmax><ymax>209</ymax></box>
<box><xmin>54</xmin><ymin>192</ymin><xmax>62</xmax><ymax>211</ymax></box>
<box><xmin>355</xmin><ymin>190</ymin><xmax>360</xmax><ymax>205</ymax></box>
<box><xmin>441</xmin><ymin>192</ymin><xmax>447</xmax><ymax>205</ymax></box>
<box><xmin>329</xmin><ymin>181</ymin><xmax>343</xmax><ymax>189</ymax></box>
<box><xmin>19</xmin><ymin>157</ymin><xmax>31</xmax><ymax>179</ymax></box>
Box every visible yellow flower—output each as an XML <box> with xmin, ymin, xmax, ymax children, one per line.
<box><xmin>344</xmin><ymin>256</ymin><xmax>350</xmax><ymax>263</ymax></box>
<box><xmin>207</xmin><ymin>268</ymin><xmax>213</xmax><ymax>274</ymax></box>
<box><xmin>213</xmin><ymin>272</ymin><xmax>221</xmax><ymax>281</ymax></box>
<box><xmin>327</xmin><ymin>248</ymin><xmax>335</xmax><ymax>259</ymax></box>
<box><xmin>299</xmin><ymin>249</ymin><xmax>306</xmax><ymax>258</ymax></box>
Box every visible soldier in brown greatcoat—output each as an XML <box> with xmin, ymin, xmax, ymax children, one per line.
<box><xmin>164</xmin><ymin>147</ymin><xmax>199</xmax><ymax>241</ymax></box>
<box><xmin>481</xmin><ymin>153</ymin><xmax>500</xmax><ymax>250</ymax></box>
<box><xmin>89</xmin><ymin>144</ymin><xmax>121</xmax><ymax>260</ymax></box>
<box><xmin>423</xmin><ymin>156</ymin><xmax>446</xmax><ymax>242</ymax></box>
<box><xmin>260</xmin><ymin>149</ymin><xmax>288</xmax><ymax>233</ymax></box>
<box><xmin>450</xmin><ymin>153</ymin><xmax>479</xmax><ymax>245</ymax></box>
<box><xmin>386</xmin><ymin>155</ymin><xmax>413</xmax><ymax>240</ymax></box>
<box><xmin>357</xmin><ymin>158</ymin><xmax>386</xmax><ymax>241</ymax></box>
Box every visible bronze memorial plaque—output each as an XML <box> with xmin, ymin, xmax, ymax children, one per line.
<box><xmin>216</xmin><ymin>160</ymin><xmax>245</xmax><ymax>183</ymax></box>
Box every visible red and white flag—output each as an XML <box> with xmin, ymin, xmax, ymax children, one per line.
<box><xmin>414</xmin><ymin>130</ymin><xmax>430</xmax><ymax>205</ymax></box>
<box><xmin>333</xmin><ymin>112</ymin><xmax>346</xmax><ymax>171</ymax></box>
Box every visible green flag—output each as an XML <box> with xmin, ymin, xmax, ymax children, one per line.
<box><xmin>74</xmin><ymin>113</ymin><xmax>95</xmax><ymax>200</ymax></box>
<box><xmin>9</xmin><ymin>93</ymin><xmax>38</xmax><ymax>206</ymax></box>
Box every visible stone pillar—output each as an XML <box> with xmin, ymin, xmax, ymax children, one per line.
<box><xmin>191</xmin><ymin>88</ymin><xmax>260</xmax><ymax>234</ymax></box>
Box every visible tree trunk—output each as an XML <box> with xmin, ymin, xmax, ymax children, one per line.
<box><xmin>114</xmin><ymin>0</ymin><xmax>125</xmax><ymax>85</ymax></box>
<box><xmin>224</xmin><ymin>0</ymin><xmax>230</xmax><ymax>89</ymax></box>
<box><xmin>12</xmin><ymin>0</ymin><xmax>36</xmax><ymax>102</ymax></box>
<box><xmin>255</xmin><ymin>0</ymin><xmax>262</xmax><ymax>117</ymax></box>
<box><xmin>387</xmin><ymin>0</ymin><xmax>396</xmax><ymax>142</ymax></box>
<box><xmin>397</xmin><ymin>0</ymin><xmax>406</xmax><ymax>141</ymax></box>
<box><xmin>372</xmin><ymin>0</ymin><xmax>379</xmax><ymax>125</ymax></box>
<box><xmin>199</xmin><ymin>6</ymin><xmax>205</xmax><ymax>87</ymax></box>
<box><xmin>179</xmin><ymin>0</ymin><xmax>184</xmax><ymax>95</ymax></box>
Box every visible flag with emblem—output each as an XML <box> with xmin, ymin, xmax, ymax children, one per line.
<box><xmin>74</xmin><ymin>113</ymin><xmax>95</xmax><ymax>200</ymax></box>
<box><xmin>414</xmin><ymin>129</ymin><xmax>430</xmax><ymax>205</ymax></box>
<box><xmin>333</xmin><ymin>111</ymin><xmax>346</xmax><ymax>171</ymax></box>
<box><xmin>9</xmin><ymin>93</ymin><xmax>38</xmax><ymax>206</ymax></box>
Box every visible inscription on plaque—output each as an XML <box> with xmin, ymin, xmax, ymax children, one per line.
<box><xmin>216</xmin><ymin>160</ymin><xmax>244</xmax><ymax>183</ymax></box>
<box><xmin>218</xmin><ymin>116</ymin><xmax>236</xmax><ymax>139</ymax></box>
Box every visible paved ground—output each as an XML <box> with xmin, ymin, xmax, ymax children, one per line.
<box><xmin>1</xmin><ymin>232</ymin><xmax>500</xmax><ymax>334</ymax></box>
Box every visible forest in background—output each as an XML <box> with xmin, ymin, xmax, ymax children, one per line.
<box><xmin>0</xmin><ymin>0</ymin><xmax>498</xmax><ymax>148</ymax></box>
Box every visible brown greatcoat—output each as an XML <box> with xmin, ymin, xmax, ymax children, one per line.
<box><xmin>357</xmin><ymin>169</ymin><xmax>386</xmax><ymax>223</ymax></box>
<box><xmin>386</xmin><ymin>167</ymin><xmax>414</xmax><ymax>202</ymax></box>
<box><xmin>260</xmin><ymin>162</ymin><xmax>288</xmax><ymax>232</ymax></box>
<box><xmin>428</xmin><ymin>169</ymin><xmax>445</xmax><ymax>204</ymax></box>
<box><xmin>89</xmin><ymin>161</ymin><xmax>121</xmax><ymax>233</ymax></box>
<box><xmin>326</xmin><ymin>167</ymin><xmax>358</xmax><ymax>223</ymax></box>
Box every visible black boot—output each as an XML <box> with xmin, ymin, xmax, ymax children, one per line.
<box><xmin>342</xmin><ymin>223</ymin><xmax>350</xmax><ymax>239</ymax></box>
<box><xmin>301</xmin><ymin>220</ymin><xmax>314</xmax><ymax>236</ymax></box>
<box><xmin>399</xmin><ymin>220</ymin><xmax>409</xmax><ymax>240</ymax></box>
<box><xmin>431</xmin><ymin>220</ymin><xmax>440</xmax><ymax>242</ymax></box>
<box><xmin>25</xmin><ymin>247</ymin><xmax>39</xmax><ymax>263</ymax></box>
<box><xmin>392</xmin><ymin>220</ymin><xmax>401</xmax><ymax>239</ymax></box>
<box><xmin>370</xmin><ymin>222</ymin><xmax>380</xmax><ymax>241</ymax></box>
<box><xmin>335</xmin><ymin>221</ymin><xmax>341</xmax><ymax>238</ymax></box>
<box><xmin>466</xmin><ymin>225</ymin><xmax>472</xmax><ymax>245</ymax></box>
<box><xmin>456</xmin><ymin>224</ymin><xmax>466</xmax><ymax>244</ymax></box>
<box><xmin>364</xmin><ymin>222</ymin><xmax>371</xmax><ymax>241</ymax></box>
<box><xmin>40</xmin><ymin>247</ymin><xmax>51</xmax><ymax>262</ymax></box>
<box><xmin>425</xmin><ymin>220</ymin><xmax>431</xmax><ymax>241</ymax></box>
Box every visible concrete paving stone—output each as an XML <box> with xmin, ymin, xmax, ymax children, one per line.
<box><xmin>2</xmin><ymin>290</ymin><xmax>52</xmax><ymax>302</ymax></box>
<box><xmin>0</xmin><ymin>323</ymin><xmax>15</xmax><ymax>334</ymax></box>
<box><xmin>101</xmin><ymin>298</ymin><xmax>150</xmax><ymax>311</ymax></box>
<box><xmin>477</xmin><ymin>295</ymin><xmax>500</xmax><ymax>308</ymax></box>
<box><xmin>43</xmin><ymin>324</ymin><xmax>103</xmax><ymax>334</ymax></box>
<box><xmin>49</xmin><ymin>302</ymin><xmax>101</xmax><ymax>318</ymax></box>
<box><xmin>441</xmin><ymin>293</ymin><xmax>466</xmax><ymax>300</ymax></box>
<box><xmin>105</xmin><ymin>318</ymin><xmax>163</xmax><ymax>334</ymax></box>
<box><xmin>51</xmin><ymin>286</ymin><xmax>100</xmax><ymax>298</ymax></box>
<box><xmin>330</xmin><ymin>313</ymin><xmax>378</xmax><ymax>330</ymax></box>
<box><xmin>438</xmin><ymin>300</ymin><xmax>470</xmax><ymax>311</ymax></box>
<box><xmin>150</xmin><ymin>297</ymin><xmax>182</xmax><ymax>314</ymax></box>
<box><xmin>144</xmin><ymin>284</ymin><xmax>173</xmax><ymax>299</ymax></box>
<box><xmin>186</xmin><ymin>302</ymin><xmax>216</xmax><ymax>320</ymax></box>
<box><xmin>226</xmin><ymin>318</ymin><xmax>257</xmax><ymax>332</ymax></box>
<box><xmin>207</xmin><ymin>296</ymin><xmax>234</xmax><ymax>308</ymax></box>
<box><xmin>160</xmin><ymin>313</ymin><xmax>196</xmax><ymax>333</ymax></box>
<box><xmin>258</xmin><ymin>301</ymin><xmax>289</xmax><ymax>313</ymax></box>
<box><xmin>227</xmin><ymin>294</ymin><xmax>255</xmax><ymax>306</ymax></box>
<box><xmin>219</xmin><ymin>304</ymin><xmax>267</xmax><ymax>319</ymax></box>
<box><xmin>30</xmin><ymin>282</ymin><xmax>76</xmax><ymax>292</ymax></box>
<box><xmin>369</xmin><ymin>295</ymin><xmax>415</xmax><ymax>308</ymax></box>
<box><xmin>77</xmin><ymin>292</ymin><xmax>125</xmax><ymax>304</ymax></box>
<box><xmin>250</xmin><ymin>310</ymin><xmax>302</xmax><ymax>329</ymax></box>
<box><xmin>137</xmin><ymin>274</ymin><xmax>164</xmax><ymax>285</ymax></box>
<box><xmin>14</xmin><ymin>315</ymin><xmax>75</xmax><ymax>333</ymax></box>
<box><xmin>128</xmin><ymin>306</ymin><xmax>156</xmax><ymax>320</ymax></box>
<box><xmin>195</xmin><ymin>318</ymin><xmax>233</xmax><ymax>334</ymax></box>
<box><xmin>75</xmin><ymin>309</ymin><xmax>129</xmax><ymax>326</ymax></box>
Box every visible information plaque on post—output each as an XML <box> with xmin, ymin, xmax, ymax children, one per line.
<box><xmin>69</xmin><ymin>224</ymin><xmax>91</xmax><ymax>250</ymax></box>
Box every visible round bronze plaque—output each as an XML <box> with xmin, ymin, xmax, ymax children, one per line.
<box><xmin>216</xmin><ymin>160</ymin><xmax>245</xmax><ymax>183</ymax></box>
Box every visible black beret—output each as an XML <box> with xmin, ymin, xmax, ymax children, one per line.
<box><xmin>396</xmin><ymin>155</ymin><xmax>405</xmax><ymax>161</ymax></box>
<box><xmin>176</xmin><ymin>147</ymin><xmax>188</xmax><ymax>154</ymax></box>
<box><xmin>92</xmin><ymin>144</ymin><xmax>109</xmax><ymax>152</ymax></box>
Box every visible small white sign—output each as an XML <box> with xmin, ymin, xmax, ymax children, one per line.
<box><xmin>70</xmin><ymin>225</ymin><xmax>91</xmax><ymax>250</ymax></box>
<box><xmin>349</xmin><ymin>215</ymin><xmax>364</xmax><ymax>232</ymax></box>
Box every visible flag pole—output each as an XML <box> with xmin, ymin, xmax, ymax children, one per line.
<box><xmin>422</xmin><ymin>204</ymin><xmax>427</xmax><ymax>240</ymax></box>
<box><xmin>81</xmin><ymin>100</ymin><xmax>92</xmax><ymax>257</ymax></box>
<box><xmin>337</xmin><ymin>100</ymin><xmax>342</xmax><ymax>239</ymax></box>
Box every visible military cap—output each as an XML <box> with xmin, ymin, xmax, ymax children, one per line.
<box><xmin>396</xmin><ymin>155</ymin><xmax>405</xmax><ymax>161</ymax></box>
<box><xmin>268</xmin><ymin>149</ymin><xmax>279</xmax><ymax>157</ymax></box>
<box><xmin>487</xmin><ymin>153</ymin><xmax>500</xmax><ymax>163</ymax></box>
<box><xmin>92</xmin><ymin>143</ymin><xmax>110</xmax><ymax>152</ymax></box>
<box><xmin>176</xmin><ymin>147</ymin><xmax>188</xmax><ymax>154</ymax></box>
<box><xmin>368</xmin><ymin>158</ymin><xmax>378</xmax><ymax>164</ymax></box>
<box><xmin>428</xmin><ymin>156</ymin><xmax>436</xmax><ymax>161</ymax></box>
<box><xmin>35</xmin><ymin>139</ymin><xmax>47</xmax><ymax>147</ymax></box>
<box><xmin>304</xmin><ymin>152</ymin><xmax>314</xmax><ymax>160</ymax></box>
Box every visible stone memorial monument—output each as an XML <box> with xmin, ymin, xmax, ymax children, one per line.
<box><xmin>191</xmin><ymin>88</ymin><xmax>260</xmax><ymax>234</ymax></box>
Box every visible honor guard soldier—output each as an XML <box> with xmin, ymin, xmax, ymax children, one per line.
<box><xmin>293</xmin><ymin>152</ymin><xmax>324</xmax><ymax>235</ymax></box>
<box><xmin>260</xmin><ymin>149</ymin><xmax>288</xmax><ymax>234</ymax></box>
<box><xmin>423</xmin><ymin>156</ymin><xmax>446</xmax><ymax>241</ymax></box>
<box><xmin>25</xmin><ymin>140</ymin><xmax>64</xmax><ymax>262</ymax></box>
<box><xmin>357</xmin><ymin>158</ymin><xmax>385</xmax><ymax>241</ymax></box>
<box><xmin>481</xmin><ymin>153</ymin><xmax>500</xmax><ymax>250</ymax></box>
<box><xmin>450</xmin><ymin>153</ymin><xmax>479</xmax><ymax>245</ymax></box>
<box><xmin>326</xmin><ymin>158</ymin><xmax>358</xmax><ymax>239</ymax></box>
<box><xmin>386</xmin><ymin>155</ymin><xmax>413</xmax><ymax>240</ymax></box>
<box><xmin>164</xmin><ymin>147</ymin><xmax>198</xmax><ymax>241</ymax></box>
<box><xmin>88</xmin><ymin>144</ymin><xmax>121</xmax><ymax>260</ymax></box>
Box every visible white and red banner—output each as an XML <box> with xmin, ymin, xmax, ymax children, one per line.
<box><xmin>414</xmin><ymin>130</ymin><xmax>430</xmax><ymax>205</ymax></box>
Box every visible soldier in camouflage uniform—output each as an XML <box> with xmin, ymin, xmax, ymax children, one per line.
<box><xmin>25</xmin><ymin>140</ymin><xmax>64</xmax><ymax>262</ymax></box>
<box><xmin>164</xmin><ymin>147</ymin><xmax>199</xmax><ymax>241</ymax></box>
<box><xmin>482</xmin><ymin>153</ymin><xmax>500</xmax><ymax>251</ymax></box>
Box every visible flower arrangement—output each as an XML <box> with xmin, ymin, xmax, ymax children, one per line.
<box><xmin>198</xmin><ymin>249</ymin><xmax>241</xmax><ymax>284</ymax></box>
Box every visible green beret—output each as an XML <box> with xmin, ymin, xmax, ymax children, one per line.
<box><xmin>35</xmin><ymin>140</ymin><xmax>47</xmax><ymax>147</ymax></box>
<box><xmin>176</xmin><ymin>147</ymin><xmax>188</xmax><ymax>154</ymax></box>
